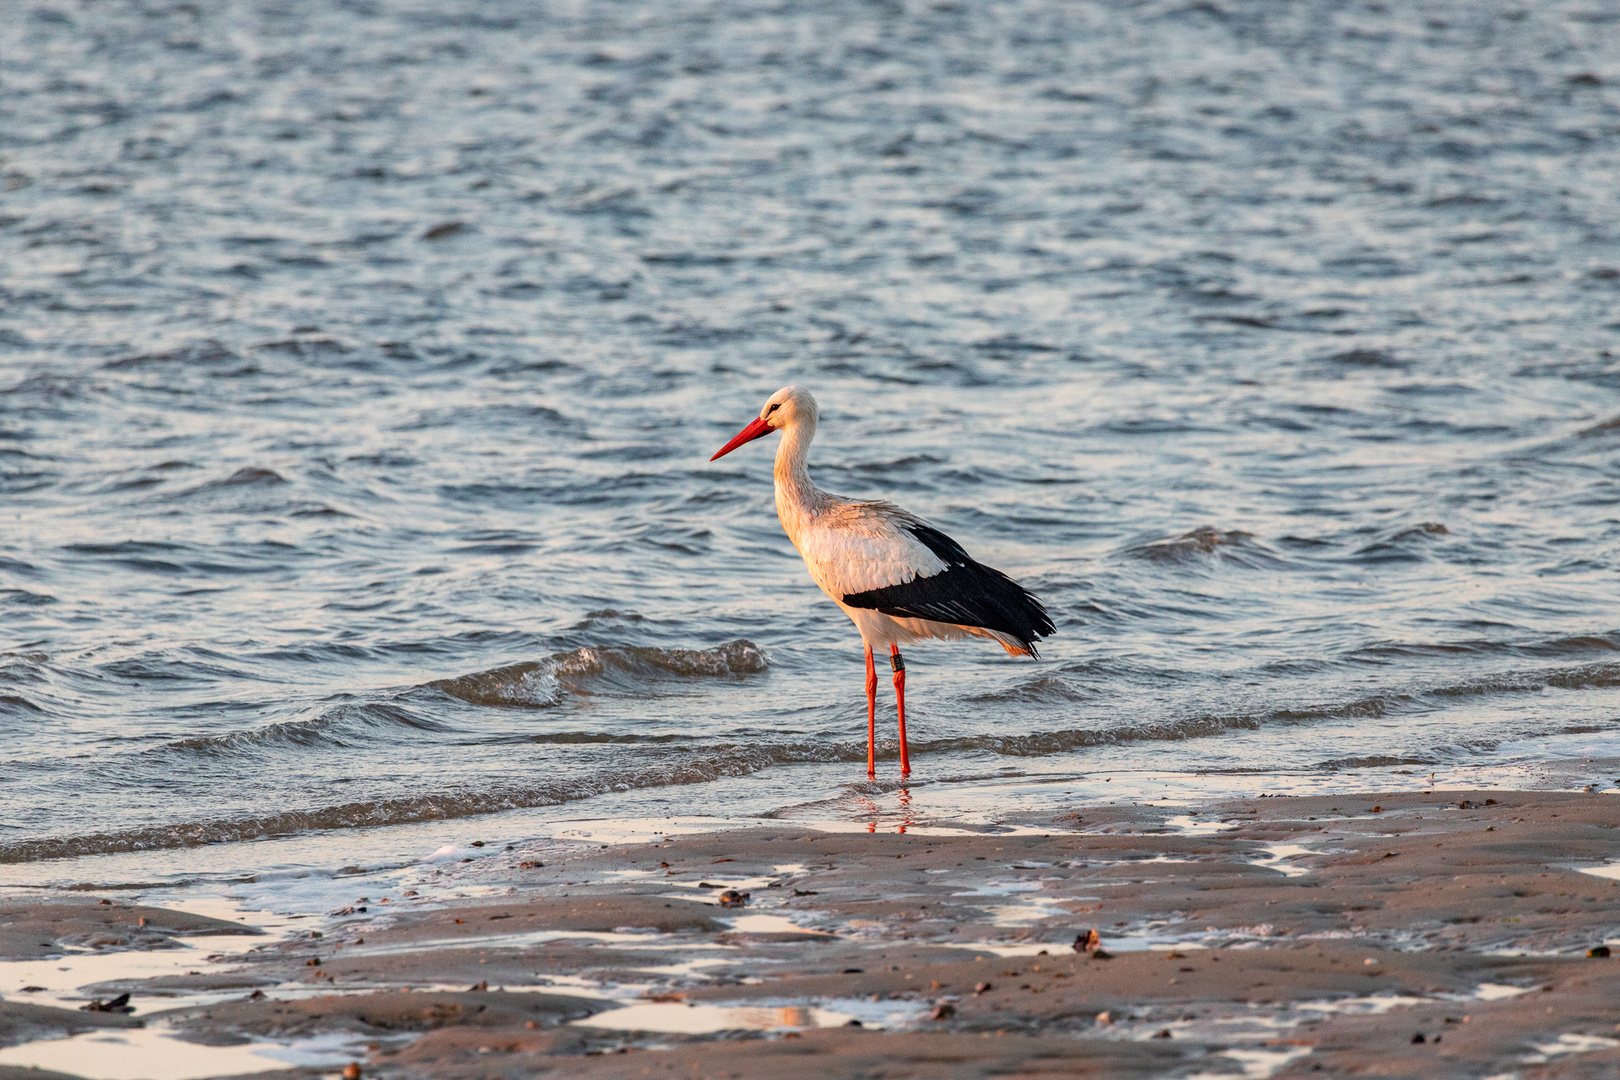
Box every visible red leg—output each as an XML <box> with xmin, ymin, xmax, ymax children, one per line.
<box><xmin>891</xmin><ymin>645</ymin><xmax>909</xmax><ymax>777</ymax></box>
<box><xmin>864</xmin><ymin>644</ymin><xmax>877</xmax><ymax>779</ymax></box>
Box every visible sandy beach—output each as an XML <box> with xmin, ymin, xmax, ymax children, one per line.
<box><xmin>3</xmin><ymin>787</ymin><xmax>1618</xmax><ymax>1079</ymax></box>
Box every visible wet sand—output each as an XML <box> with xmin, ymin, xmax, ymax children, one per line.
<box><xmin>4</xmin><ymin>789</ymin><xmax>1619</xmax><ymax>1079</ymax></box>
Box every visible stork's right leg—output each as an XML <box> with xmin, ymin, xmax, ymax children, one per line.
<box><xmin>891</xmin><ymin>646</ymin><xmax>909</xmax><ymax>777</ymax></box>
<box><xmin>864</xmin><ymin>644</ymin><xmax>877</xmax><ymax>779</ymax></box>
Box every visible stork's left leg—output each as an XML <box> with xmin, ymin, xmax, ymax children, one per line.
<box><xmin>890</xmin><ymin>645</ymin><xmax>910</xmax><ymax>777</ymax></box>
<box><xmin>864</xmin><ymin>644</ymin><xmax>877</xmax><ymax>780</ymax></box>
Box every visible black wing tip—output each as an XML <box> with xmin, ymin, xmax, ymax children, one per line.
<box><xmin>1012</xmin><ymin>603</ymin><xmax>1055</xmax><ymax>659</ymax></box>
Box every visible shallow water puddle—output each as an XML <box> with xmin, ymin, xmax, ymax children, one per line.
<box><xmin>576</xmin><ymin>1002</ymin><xmax>839</xmax><ymax>1034</ymax></box>
<box><xmin>0</xmin><ymin>1025</ymin><xmax>291</xmax><ymax>1079</ymax></box>
<box><xmin>1186</xmin><ymin>1045</ymin><xmax>1313</xmax><ymax>1079</ymax></box>
<box><xmin>1295</xmin><ymin>992</ymin><xmax>1425</xmax><ymax>1016</ymax></box>
<box><xmin>342</xmin><ymin>926</ymin><xmax>708</xmax><ymax>959</ymax></box>
<box><xmin>1</xmin><ymin>895</ymin><xmax>299</xmax><ymax>1014</ymax></box>
<box><xmin>950</xmin><ymin>880</ymin><xmax>1043</xmax><ymax>897</ymax></box>
<box><xmin>1164</xmin><ymin>815</ymin><xmax>1241</xmax><ymax>836</ymax></box>
<box><xmin>2</xmin><ymin>932</ymin><xmax>271</xmax><ymax>1012</ymax></box>
<box><xmin>0</xmin><ymin>1024</ymin><xmax>398</xmax><ymax>1080</ymax></box>
<box><xmin>1473</xmin><ymin>983</ymin><xmax>1533</xmax><ymax>1001</ymax></box>
<box><xmin>664</xmin><ymin>873</ymin><xmax>787</xmax><ymax>892</ymax></box>
<box><xmin>724</xmin><ymin>913</ymin><xmax>831</xmax><ymax>936</ymax></box>
<box><xmin>628</xmin><ymin>957</ymin><xmax>740</xmax><ymax>978</ymax></box>
<box><xmin>1122</xmin><ymin>855</ymin><xmax>1196</xmax><ymax>865</ymax></box>
<box><xmin>1112</xmin><ymin>993</ymin><xmax>1431</xmax><ymax>1078</ymax></box>
<box><xmin>390</xmin><ymin>975</ymin><xmax>672</xmax><ymax>1007</ymax></box>
<box><xmin>1105</xmin><ymin>983</ymin><xmax>1546</xmax><ymax>1079</ymax></box>
<box><xmin>979</xmin><ymin>899</ymin><xmax>1076</xmax><ymax>927</ymax></box>
<box><xmin>1248</xmin><ymin>844</ymin><xmax>1318</xmax><ymax>878</ymax></box>
<box><xmin>1575</xmin><ymin>860</ymin><xmax>1620</xmax><ymax>882</ymax></box>
<box><xmin>781</xmin><ymin>819</ymin><xmax>1055</xmax><ymax>838</ymax></box>
<box><xmin>1101</xmin><ymin>1008</ymin><xmax>1312</xmax><ymax>1077</ymax></box>
<box><xmin>537</xmin><ymin>818</ymin><xmax>772</xmax><ymax>845</ymax></box>
<box><xmin>939</xmin><ymin>941</ymin><xmax>1078</xmax><ymax>957</ymax></box>
<box><xmin>576</xmin><ymin>996</ymin><xmax>928</xmax><ymax>1034</ymax></box>
<box><xmin>1522</xmin><ymin>1032</ymin><xmax>1620</xmax><ymax>1063</ymax></box>
<box><xmin>947</xmin><ymin>878</ymin><xmax>1077</xmax><ymax>926</ymax></box>
<box><xmin>941</xmin><ymin>930</ymin><xmax>1222</xmax><ymax>956</ymax></box>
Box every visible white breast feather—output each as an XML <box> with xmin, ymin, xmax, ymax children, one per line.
<box><xmin>781</xmin><ymin>499</ymin><xmax>948</xmax><ymax>602</ymax></box>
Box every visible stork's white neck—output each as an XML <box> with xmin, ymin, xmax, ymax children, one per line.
<box><xmin>773</xmin><ymin>412</ymin><xmax>820</xmax><ymax>516</ymax></box>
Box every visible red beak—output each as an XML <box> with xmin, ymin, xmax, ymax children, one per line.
<box><xmin>710</xmin><ymin>416</ymin><xmax>774</xmax><ymax>461</ymax></box>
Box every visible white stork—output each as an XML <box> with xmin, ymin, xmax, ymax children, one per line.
<box><xmin>710</xmin><ymin>386</ymin><xmax>1054</xmax><ymax>778</ymax></box>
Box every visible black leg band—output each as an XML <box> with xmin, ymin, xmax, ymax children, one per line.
<box><xmin>890</xmin><ymin>653</ymin><xmax>905</xmax><ymax>673</ymax></box>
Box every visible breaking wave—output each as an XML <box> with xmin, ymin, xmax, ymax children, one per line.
<box><xmin>1121</xmin><ymin>526</ymin><xmax>1290</xmax><ymax>569</ymax></box>
<box><xmin>126</xmin><ymin>642</ymin><xmax>773</xmax><ymax>762</ymax></box>
<box><xmin>426</xmin><ymin>640</ymin><xmax>769</xmax><ymax>708</ymax></box>
<box><xmin>152</xmin><ymin>704</ymin><xmax>455</xmax><ymax>758</ymax></box>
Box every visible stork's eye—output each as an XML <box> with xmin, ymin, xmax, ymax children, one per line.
<box><xmin>766</xmin><ymin>403</ymin><xmax>781</xmax><ymax>414</ymax></box>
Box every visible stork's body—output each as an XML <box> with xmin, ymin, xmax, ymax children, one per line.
<box><xmin>711</xmin><ymin>386</ymin><xmax>1054</xmax><ymax>777</ymax></box>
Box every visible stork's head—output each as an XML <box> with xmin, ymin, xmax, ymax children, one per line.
<box><xmin>710</xmin><ymin>386</ymin><xmax>817</xmax><ymax>461</ymax></box>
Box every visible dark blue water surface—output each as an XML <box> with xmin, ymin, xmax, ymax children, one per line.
<box><xmin>3</xmin><ymin>0</ymin><xmax>1619</xmax><ymax>865</ymax></box>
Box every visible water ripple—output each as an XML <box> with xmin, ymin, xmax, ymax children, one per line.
<box><xmin>1</xmin><ymin>0</ymin><xmax>1617</xmax><ymax>859</ymax></box>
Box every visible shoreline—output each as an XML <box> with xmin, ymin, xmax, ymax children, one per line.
<box><xmin>6</xmin><ymin>748</ymin><xmax>1615</xmax><ymax>886</ymax></box>
<box><xmin>0</xmin><ymin>787</ymin><xmax>1617</xmax><ymax>1079</ymax></box>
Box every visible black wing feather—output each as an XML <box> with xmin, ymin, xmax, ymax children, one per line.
<box><xmin>840</xmin><ymin>522</ymin><xmax>1055</xmax><ymax>657</ymax></box>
